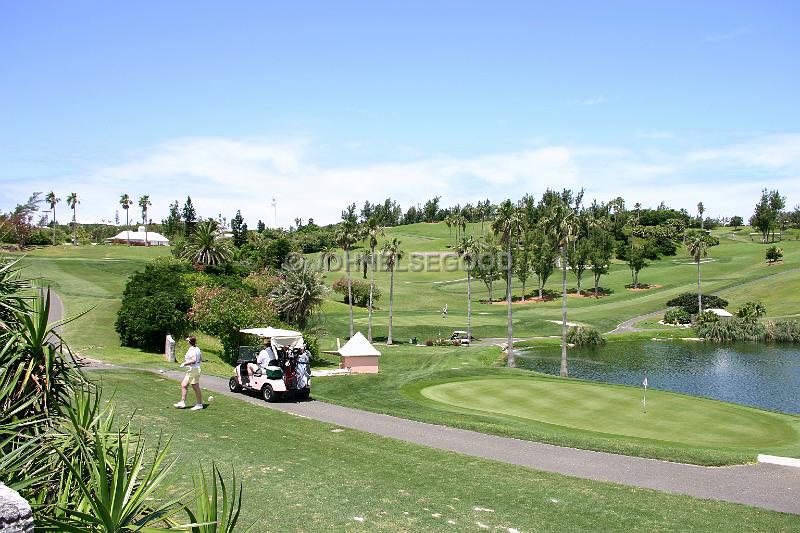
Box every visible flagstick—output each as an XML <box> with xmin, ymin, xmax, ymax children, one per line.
<box><xmin>643</xmin><ymin>371</ymin><xmax>648</xmax><ymax>414</ymax></box>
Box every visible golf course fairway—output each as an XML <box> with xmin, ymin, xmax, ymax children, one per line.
<box><xmin>418</xmin><ymin>377</ymin><xmax>799</xmax><ymax>448</ymax></box>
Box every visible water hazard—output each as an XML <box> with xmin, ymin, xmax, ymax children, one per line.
<box><xmin>517</xmin><ymin>340</ymin><xmax>800</xmax><ymax>414</ymax></box>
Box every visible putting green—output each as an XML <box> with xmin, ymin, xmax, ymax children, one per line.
<box><xmin>419</xmin><ymin>377</ymin><xmax>797</xmax><ymax>448</ymax></box>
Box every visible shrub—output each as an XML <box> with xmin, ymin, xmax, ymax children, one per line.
<box><xmin>736</xmin><ymin>301</ymin><xmax>766</xmax><ymax>323</ymax></box>
<box><xmin>115</xmin><ymin>258</ymin><xmax>192</xmax><ymax>351</ymax></box>
<box><xmin>332</xmin><ymin>277</ymin><xmax>381</xmax><ymax>307</ymax></box>
<box><xmin>764</xmin><ymin>320</ymin><xmax>800</xmax><ymax>342</ymax></box>
<box><xmin>695</xmin><ymin>311</ymin><xmax>719</xmax><ymax>326</ymax></box>
<box><xmin>189</xmin><ymin>286</ymin><xmax>278</xmax><ymax>364</ymax></box>
<box><xmin>566</xmin><ymin>326</ymin><xmax>606</xmax><ymax>347</ymax></box>
<box><xmin>695</xmin><ymin>317</ymin><xmax>766</xmax><ymax>342</ymax></box>
<box><xmin>666</xmin><ymin>292</ymin><xmax>728</xmax><ymax>314</ymax></box>
<box><xmin>26</xmin><ymin>230</ymin><xmax>52</xmax><ymax>246</ymax></box>
<box><xmin>243</xmin><ymin>269</ymin><xmax>281</xmax><ymax>297</ymax></box>
<box><xmin>766</xmin><ymin>246</ymin><xmax>783</xmax><ymax>264</ymax></box>
<box><xmin>663</xmin><ymin>308</ymin><xmax>691</xmax><ymax>325</ymax></box>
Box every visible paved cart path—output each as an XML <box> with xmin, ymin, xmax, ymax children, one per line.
<box><xmin>84</xmin><ymin>362</ymin><xmax>800</xmax><ymax>515</ymax></box>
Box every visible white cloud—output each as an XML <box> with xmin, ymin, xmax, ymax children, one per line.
<box><xmin>705</xmin><ymin>27</ymin><xmax>751</xmax><ymax>42</ymax></box>
<box><xmin>7</xmin><ymin>133</ymin><xmax>800</xmax><ymax>226</ymax></box>
<box><xmin>567</xmin><ymin>96</ymin><xmax>605</xmax><ymax>106</ymax></box>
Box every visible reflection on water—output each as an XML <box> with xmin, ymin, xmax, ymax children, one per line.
<box><xmin>517</xmin><ymin>341</ymin><xmax>800</xmax><ymax>414</ymax></box>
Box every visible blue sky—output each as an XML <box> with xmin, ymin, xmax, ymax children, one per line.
<box><xmin>2</xmin><ymin>1</ymin><xmax>799</xmax><ymax>226</ymax></box>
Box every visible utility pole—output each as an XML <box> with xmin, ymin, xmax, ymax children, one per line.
<box><xmin>271</xmin><ymin>197</ymin><xmax>277</xmax><ymax>228</ymax></box>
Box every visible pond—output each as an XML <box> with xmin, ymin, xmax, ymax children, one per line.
<box><xmin>517</xmin><ymin>340</ymin><xmax>800</xmax><ymax>415</ymax></box>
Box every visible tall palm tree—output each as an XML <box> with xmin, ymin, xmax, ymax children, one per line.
<box><xmin>181</xmin><ymin>219</ymin><xmax>232</xmax><ymax>266</ymax></box>
<box><xmin>456</xmin><ymin>235</ymin><xmax>478</xmax><ymax>343</ymax></box>
<box><xmin>685</xmin><ymin>230</ymin><xmax>717</xmax><ymax>315</ymax></box>
<box><xmin>138</xmin><ymin>195</ymin><xmax>151</xmax><ymax>246</ymax></box>
<box><xmin>45</xmin><ymin>191</ymin><xmax>60</xmax><ymax>245</ymax></box>
<box><xmin>543</xmin><ymin>199</ymin><xmax>577</xmax><ymax>377</ymax></box>
<box><xmin>334</xmin><ymin>222</ymin><xmax>358</xmax><ymax>337</ymax></box>
<box><xmin>319</xmin><ymin>246</ymin><xmax>338</xmax><ymax>271</ymax></box>
<box><xmin>457</xmin><ymin>214</ymin><xmax>468</xmax><ymax>239</ymax></box>
<box><xmin>444</xmin><ymin>215</ymin><xmax>453</xmax><ymax>237</ymax></box>
<box><xmin>697</xmin><ymin>201</ymin><xmax>705</xmax><ymax>230</ymax></box>
<box><xmin>363</xmin><ymin>218</ymin><xmax>385</xmax><ymax>342</ymax></box>
<box><xmin>66</xmin><ymin>192</ymin><xmax>79</xmax><ymax>245</ymax></box>
<box><xmin>381</xmin><ymin>238</ymin><xmax>404</xmax><ymax>345</ymax></box>
<box><xmin>119</xmin><ymin>194</ymin><xmax>133</xmax><ymax>246</ymax></box>
<box><xmin>492</xmin><ymin>200</ymin><xmax>523</xmax><ymax>367</ymax></box>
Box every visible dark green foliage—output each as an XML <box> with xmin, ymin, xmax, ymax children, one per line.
<box><xmin>115</xmin><ymin>258</ymin><xmax>192</xmax><ymax>351</ymax></box>
<box><xmin>764</xmin><ymin>320</ymin><xmax>800</xmax><ymax>342</ymax></box>
<box><xmin>26</xmin><ymin>230</ymin><xmax>53</xmax><ymax>245</ymax></box>
<box><xmin>332</xmin><ymin>277</ymin><xmax>381</xmax><ymax>307</ymax></box>
<box><xmin>749</xmin><ymin>188</ymin><xmax>785</xmax><ymax>243</ymax></box>
<box><xmin>766</xmin><ymin>246</ymin><xmax>783</xmax><ymax>263</ymax></box>
<box><xmin>163</xmin><ymin>200</ymin><xmax>182</xmax><ymax>238</ymax></box>
<box><xmin>231</xmin><ymin>209</ymin><xmax>248</xmax><ymax>248</ymax></box>
<box><xmin>729</xmin><ymin>216</ymin><xmax>743</xmax><ymax>229</ymax></box>
<box><xmin>663</xmin><ymin>308</ymin><xmax>691</xmax><ymax>324</ymax></box>
<box><xmin>265</xmin><ymin>237</ymin><xmax>293</xmax><ymax>269</ymax></box>
<box><xmin>566</xmin><ymin>326</ymin><xmax>606</xmax><ymax>346</ymax></box>
<box><xmin>666</xmin><ymin>292</ymin><xmax>728</xmax><ymax>315</ymax></box>
<box><xmin>182</xmin><ymin>196</ymin><xmax>197</xmax><ymax>238</ymax></box>
<box><xmin>696</xmin><ymin>317</ymin><xmax>765</xmax><ymax>342</ymax></box>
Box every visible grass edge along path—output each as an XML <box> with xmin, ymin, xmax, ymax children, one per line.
<box><xmin>312</xmin><ymin>347</ymin><xmax>800</xmax><ymax>466</ymax></box>
<box><xmin>93</xmin><ymin>369</ymin><xmax>800</xmax><ymax>528</ymax></box>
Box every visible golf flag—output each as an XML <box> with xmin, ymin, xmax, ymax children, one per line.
<box><xmin>642</xmin><ymin>375</ymin><xmax>648</xmax><ymax>413</ymax></box>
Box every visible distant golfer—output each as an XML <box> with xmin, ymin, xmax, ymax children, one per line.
<box><xmin>174</xmin><ymin>336</ymin><xmax>203</xmax><ymax>410</ymax></box>
<box><xmin>442</xmin><ymin>303</ymin><xmax>448</xmax><ymax>318</ymax></box>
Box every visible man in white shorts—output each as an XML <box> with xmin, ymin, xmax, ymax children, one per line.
<box><xmin>174</xmin><ymin>336</ymin><xmax>203</xmax><ymax>410</ymax></box>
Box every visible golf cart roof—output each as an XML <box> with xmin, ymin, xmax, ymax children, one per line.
<box><xmin>452</xmin><ymin>330</ymin><xmax>468</xmax><ymax>335</ymax></box>
<box><xmin>240</xmin><ymin>327</ymin><xmax>302</xmax><ymax>339</ymax></box>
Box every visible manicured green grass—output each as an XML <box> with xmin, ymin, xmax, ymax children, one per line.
<box><xmin>416</xmin><ymin>376</ymin><xmax>796</xmax><ymax>447</ymax></box>
<box><xmin>93</xmin><ymin>369</ymin><xmax>800</xmax><ymax>531</ymax></box>
<box><xmin>314</xmin><ymin>345</ymin><xmax>800</xmax><ymax>465</ymax></box>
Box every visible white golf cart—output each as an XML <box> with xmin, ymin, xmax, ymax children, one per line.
<box><xmin>450</xmin><ymin>330</ymin><xmax>471</xmax><ymax>345</ymax></box>
<box><xmin>228</xmin><ymin>327</ymin><xmax>311</xmax><ymax>402</ymax></box>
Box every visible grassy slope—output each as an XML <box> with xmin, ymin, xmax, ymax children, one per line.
<box><xmin>313</xmin><ymin>345</ymin><xmax>800</xmax><ymax>465</ymax></box>
<box><xmin>317</xmin><ymin>224</ymin><xmax>800</xmax><ymax>346</ymax></box>
<box><xmin>95</xmin><ymin>369</ymin><xmax>800</xmax><ymax>531</ymax></box>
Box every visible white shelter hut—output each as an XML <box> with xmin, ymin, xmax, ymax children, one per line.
<box><xmin>337</xmin><ymin>332</ymin><xmax>381</xmax><ymax>374</ymax></box>
<box><xmin>107</xmin><ymin>226</ymin><xmax>170</xmax><ymax>246</ymax></box>
<box><xmin>706</xmin><ymin>308</ymin><xmax>733</xmax><ymax>318</ymax></box>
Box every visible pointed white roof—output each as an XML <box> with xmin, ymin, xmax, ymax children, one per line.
<box><xmin>338</xmin><ymin>332</ymin><xmax>381</xmax><ymax>357</ymax></box>
<box><xmin>706</xmin><ymin>308</ymin><xmax>733</xmax><ymax>317</ymax></box>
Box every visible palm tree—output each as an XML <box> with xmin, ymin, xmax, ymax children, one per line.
<box><xmin>457</xmin><ymin>214</ymin><xmax>468</xmax><ymax>239</ymax></box>
<box><xmin>181</xmin><ymin>219</ymin><xmax>232</xmax><ymax>266</ymax></box>
<box><xmin>45</xmin><ymin>191</ymin><xmax>60</xmax><ymax>245</ymax></box>
<box><xmin>363</xmin><ymin>218</ymin><xmax>385</xmax><ymax>342</ymax></box>
<box><xmin>66</xmin><ymin>192</ymin><xmax>79</xmax><ymax>245</ymax></box>
<box><xmin>319</xmin><ymin>246</ymin><xmax>338</xmax><ymax>271</ymax></box>
<box><xmin>542</xmin><ymin>199</ymin><xmax>577</xmax><ymax>377</ymax></box>
<box><xmin>119</xmin><ymin>194</ymin><xmax>133</xmax><ymax>246</ymax></box>
<box><xmin>271</xmin><ymin>260</ymin><xmax>328</xmax><ymax>328</ymax></box>
<box><xmin>685</xmin><ymin>230</ymin><xmax>717</xmax><ymax>315</ymax></box>
<box><xmin>334</xmin><ymin>222</ymin><xmax>358</xmax><ymax>337</ymax></box>
<box><xmin>456</xmin><ymin>235</ymin><xmax>478</xmax><ymax>343</ymax></box>
<box><xmin>381</xmin><ymin>238</ymin><xmax>404</xmax><ymax>345</ymax></box>
<box><xmin>138</xmin><ymin>195</ymin><xmax>151</xmax><ymax>246</ymax></box>
<box><xmin>697</xmin><ymin>202</ymin><xmax>705</xmax><ymax>230</ymax></box>
<box><xmin>492</xmin><ymin>200</ymin><xmax>523</xmax><ymax>367</ymax></box>
<box><xmin>444</xmin><ymin>215</ymin><xmax>453</xmax><ymax>237</ymax></box>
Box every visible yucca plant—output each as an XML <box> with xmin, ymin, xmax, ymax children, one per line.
<box><xmin>182</xmin><ymin>463</ymin><xmax>249</xmax><ymax>533</ymax></box>
<box><xmin>39</xmin><ymin>429</ymin><xmax>183</xmax><ymax>532</ymax></box>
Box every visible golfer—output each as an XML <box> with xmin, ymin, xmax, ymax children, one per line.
<box><xmin>174</xmin><ymin>336</ymin><xmax>203</xmax><ymax>410</ymax></box>
<box><xmin>248</xmin><ymin>338</ymin><xmax>275</xmax><ymax>377</ymax></box>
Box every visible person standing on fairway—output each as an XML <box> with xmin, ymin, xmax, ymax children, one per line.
<box><xmin>174</xmin><ymin>336</ymin><xmax>203</xmax><ymax>410</ymax></box>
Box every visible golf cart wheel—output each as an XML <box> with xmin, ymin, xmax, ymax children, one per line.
<box><xmin>296</xmin><ymin>388</ymin><xmax>310</xmax><ymax>400</ymax></box>
<box><xmin>261</xmin><ymin>384</ymin><xmax>275</xmax><ymax>403</ymax></box>
<box><xmin>229</xmin><ymin>377</ymin><xmax>241</xmax><ymax>393</ymax></box>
